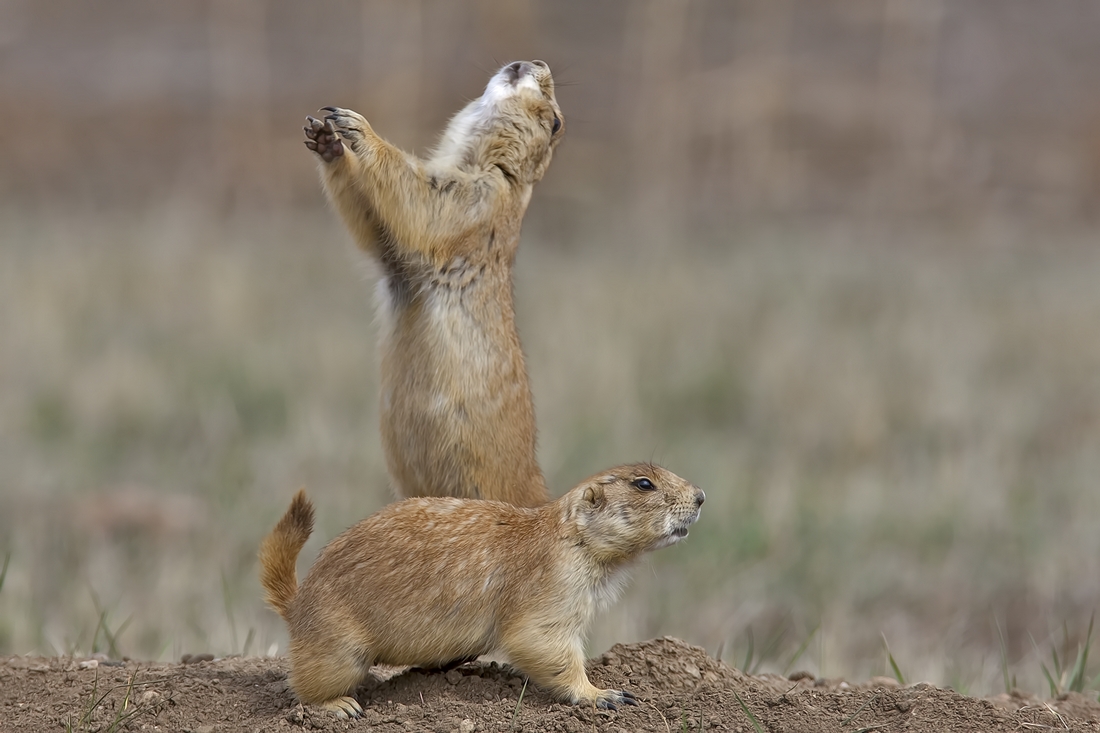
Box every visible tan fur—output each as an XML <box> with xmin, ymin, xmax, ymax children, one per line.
<box><xmin>303</xmin><ymin>61</ymin><xmax>564</xmax><ymax>507</ymax></box>
<box><xmin>259</xmin><ymin>464</ymin><xmax>704</xmax><ymax>717</ymax></box>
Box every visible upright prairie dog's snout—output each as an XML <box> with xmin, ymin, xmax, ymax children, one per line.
<box><xmin>503</xmin><ymin>59</ymin><xmax>549</xmax><ymax>82</ymax></box>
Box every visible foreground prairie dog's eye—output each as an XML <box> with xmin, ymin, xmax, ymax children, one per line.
<box><xmin>631</xmin><ymin>477</ymin><xmax>655</xmax><ymax>491</ymax></box>
<box><xmin>551</xmin><ymin>116</ymin><xmax>561</xmax><ymax>134</ymax></box>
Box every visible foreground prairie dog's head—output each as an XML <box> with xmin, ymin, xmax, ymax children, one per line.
<box><xmin>563</xmin><ymin>463</ymin><xmax>705</xmax><ymax>564</ymax></box>
<box><xmin>433</xmin><ymin>60</ymin><xmax>565</xmax><ymax>183</ymax></box>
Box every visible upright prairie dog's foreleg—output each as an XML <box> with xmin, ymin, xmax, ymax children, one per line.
<box><xmin>500</xmin><ymin>628</ymin><xmax>639</xmax><ymax>711</ymax></box>
<box><xmin>304</xmin><ymin>115</ymin><xmax>383</xmax><ymax>258</ymax></box>
<box><xmin>305</xmin><ymin>108</ymin><xmax>499</xmax><ymax>262</ymax></box>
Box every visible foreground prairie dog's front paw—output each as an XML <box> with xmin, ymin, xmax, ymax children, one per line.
<box><xmin>591</xmin><ymin>688</ymin><xmax>640</xmax><ymax>711</ymax></box>
<box><xmin>317</xmin><ymin>695</ymin><xmax>363</xmax><ymax>719</ymax></box>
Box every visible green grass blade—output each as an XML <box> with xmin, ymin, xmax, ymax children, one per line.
<box><xmin>881</xmin><ymin>634</ymin><xmax>906</xmax><ymax>686</ymax></box>
<box><xmin>1067</xmin><ymin>613</ymin><xmax>1094</xmax><ymax>693</ymax></box>
<box><xmin>841</xmin><ymin>693</ymin><xmax>878</xmax><ymax>725</ymax></box>
<box><xmin>220</xmin><ymin>567</ymin><xmax>238</xmax><ymax>653</ymax></box>
<box><xmin>995</xmin><ymin>617</ymin><xmax>1011</xmax><ymax>694</ymax></box>
<box><xmin>732</xmin><ymin>691</ymin><xmax>765</xmax><ymax>733</ymax></box>
<box><xmin>783</xmin><ymin>623</ymin><xmax>819</xmax><ymax>674</ymax></box>
<box><xmin>511</xmin><ymin>678</ymin><xmax>528</xmax><ymax>729</ymax></box>
<box><xmin>0</xmin><ymin>552</ymin><xmax>10</xmax><ymax>594</ymax></box>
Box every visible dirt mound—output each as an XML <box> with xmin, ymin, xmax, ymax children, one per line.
<box><xmin>3</xmin><ymin>638</ymin><xmax>1099</xmax><ymax>732</ymax></box>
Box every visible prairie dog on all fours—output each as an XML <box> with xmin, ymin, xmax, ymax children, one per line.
<box><xmin>303</xmin><ymin>61</ymin><xmax>565</xmax><ymax>507</ymax></box>
<box><xmin>258</xmin><ymin>463</ymin><xmax>704</xmax><ymax>718</ymax></box>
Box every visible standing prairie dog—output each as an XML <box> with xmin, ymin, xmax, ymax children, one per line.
<box><xmin>303</xmin><ymin>61</ymin><xmax>565</xmax><ymax>507</ymax></box>
<box><xmin>259</xmin><ymin>463</ymin><xmax>704</xmax><ymax>718</ymax></box>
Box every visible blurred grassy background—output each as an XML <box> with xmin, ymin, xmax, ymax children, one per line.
<box><xmin>1</xmin><ymin>0</ymin><xmax>1099</xmax><ymax>696</ymax></box>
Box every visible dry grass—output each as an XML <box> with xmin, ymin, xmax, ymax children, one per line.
<box><xmin>1</xmin><ymin>206</ymin><xmax>1098</xmax><ymax>697</ymax></box>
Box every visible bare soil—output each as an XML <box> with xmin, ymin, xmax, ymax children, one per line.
<box><xmin>3</xmin><ymin>637</ymin><xmax>1098</xmax><ymax>733</ymax></box>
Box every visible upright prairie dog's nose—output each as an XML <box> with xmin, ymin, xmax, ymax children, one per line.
<box><xmin>694</xmin><ymin>489</ymin><xmax>705</xmax><ymax>507</ymax></box>
<box><xmin>504</xmin><ymin>60</ymin><xmax>550</xmax><ymax>83</ymax></box>
<box><xmin>504</xmin><ymin>61</ymin><xmax>533</xmax><ymax>82</ymax></box>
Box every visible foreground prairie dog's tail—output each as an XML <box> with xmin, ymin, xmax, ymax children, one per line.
<box><xmin>258</xmin><ymin>489</ymin><xmax>315</xmax><ymax>619</ymax></box>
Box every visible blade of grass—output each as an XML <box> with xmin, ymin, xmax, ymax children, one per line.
<box><xmin>741</xmin><ymin>627</ymin><xmax>754</xmax><ymax>673</ymax></box>
<box><xmin>0</xmin><ymin>552</ymin><xmax>10</xmax><ymax>594</ymax></box>
<box><xmin>841</xmin><ymin>692</ymin><xmax>879</xmax><ymax>726</ymax></box>
<box><xmin>881</xmin><ymin>634</ymin><xmax>906</xmax><ymax>686</ymax></box>
<box><xmin>1030</xmin><ymin>632</ymin><xmax>1059</xmax><ymax>697</ymax></box>
<box><xmin>221</xmin><ymin>567</ymin><xmax>238</xmax><ymax>653</ymax></box>
<box><xmin>751</xmin><ymin>622</ymin><xmax>789</xmax><ymax>675</ymax></box>
<box><xmin>783</xmin><ymin>623</ymin><xmax>819</xmax><ymax>674</ymax></box>
<box><xmin>995</xmin><ymin>616</ymin><xmax>1011</xmax><ymax>694</ymax></box>
<box><xmin>732</xmin><ymin>691</ymin><xmax>764</xmax><ymax>733</ymax></box>
<box><xmin>510</xmin><ymin>677</ymin><xmax>528</xmax><ymax>729</ymax></box>
<box><xmin>1067</xmin><ymin>613</ymin><xmax>1094</xmax><ymax>693</ymax></box>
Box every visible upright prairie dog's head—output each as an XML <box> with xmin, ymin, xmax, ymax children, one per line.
<box><xmin>564</xmin><ymin>463</ymin><xmax>705</xmax><ymax>564</ymax></box>
<box><xmin>433</xmin><ymin>60</ymin><xmax>565</xmax><ymax>185</ymax></box>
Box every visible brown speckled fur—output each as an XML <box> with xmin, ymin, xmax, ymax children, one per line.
<box><xmin>258</xmin><ymin>463</ymin><xmax>704</xmax><ymax>717</ymax></box>
<box><xmin>304</xmin><ymin>61</ymin><xmax>564</xmax><ymax>507</ymax></box>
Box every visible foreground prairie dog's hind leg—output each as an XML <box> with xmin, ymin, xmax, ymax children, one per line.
<box><xmin>288</xmin><ymin>641</ymin><xmax>369</xmax><ymax>719</ymax></box>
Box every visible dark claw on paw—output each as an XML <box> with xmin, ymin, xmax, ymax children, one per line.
<box><xmin>320</xmin><ymin>106</ymin><xmax>339</xmax><ymax>113</ymax></box>
<box><xmin>596</xmin><ymin>700</ymin><xmax>617</xmax><ymax>711</ymax></box>
<box><xmin>621</xmin><ymin>691</ymin><xmax>639</xmax><ymax>706</ymax></box>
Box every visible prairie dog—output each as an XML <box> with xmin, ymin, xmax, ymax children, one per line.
<box><xmin>259</xmin><ymin>464</ymin><xmax>704</xmax><ymax>717</ymax></box>
<box><xmin>303</xmin><ymin>61</ymin><xmax>565</xmax><ymax>507</ymax></box>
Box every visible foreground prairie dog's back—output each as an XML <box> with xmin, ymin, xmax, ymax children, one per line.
<box><xmin>304</xmin><ymin>61</ymin><xmax>565</xmax><ymax>507</ymax></box>
<box><xmin>258</xmin><ymin>463</ymin><xmax>704</xmax><ymax>718</ymax></box>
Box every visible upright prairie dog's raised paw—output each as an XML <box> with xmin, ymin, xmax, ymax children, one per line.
<box><xmin>258</xmin><ymin>464</ymin><xmax>704</xmax><ymax>715</ymax></box>
<box><xmin>302</xmin><ymin>61</ymin><xmax>565</xmax><ymax>507</ymax></box>
<box><xmin>303</xmin><ymin>116</ymin><xmax>344</xmax><ymax>163</ymax></box>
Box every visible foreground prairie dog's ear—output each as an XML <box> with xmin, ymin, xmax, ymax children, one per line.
<box><xmin>582</xmin><ymin>483</ymin><xmax>605</xmax><ymax>507</ymax></box>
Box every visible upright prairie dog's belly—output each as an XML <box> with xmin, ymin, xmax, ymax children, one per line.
<box><xmin>375</xmin><ymin>277</ymin><xmax>538</xmax><ymax>501</ymax></box>
<box><xmin>377</xmin><ymin>279</ymin><xmax>522</xmax><ymax>421</ymax></box>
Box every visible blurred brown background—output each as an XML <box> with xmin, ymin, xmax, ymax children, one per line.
<box><xmin>1</xmin><ymin>0</ymin><xmax>1099</xmax><ymax>696</ymax></box>
<box><xmin>5</xmin><ymin>1</ymin><xmax>1100</xmax><ymax>226</ymax></box>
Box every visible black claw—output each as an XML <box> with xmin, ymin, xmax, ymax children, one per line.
<box><xmin>596</xmin><ymin>700</ymin><xmax>617</xmax><ymax>711</ymax></box>
<box><xmin>320</xmin><ymin>106</ymin><xmax>339</xmax><ymax>113</ymax></box>
<box><xmin>621</xmin><ymin>691</ymin><xmax>639</xmax><ymax>706</ymax></box>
